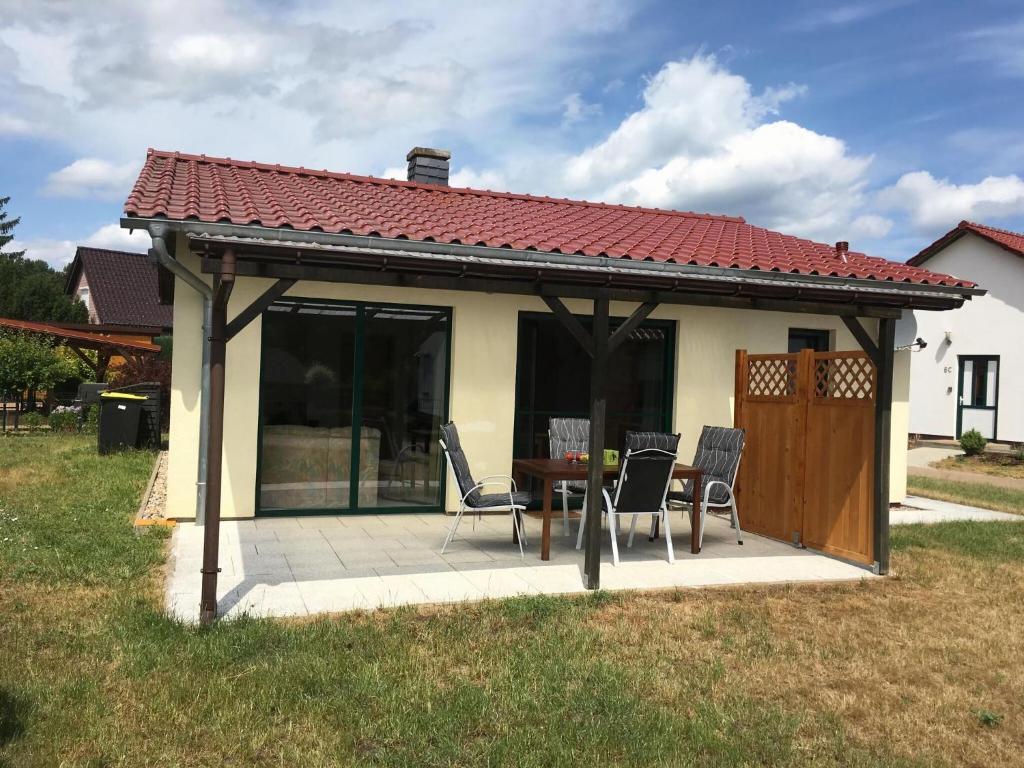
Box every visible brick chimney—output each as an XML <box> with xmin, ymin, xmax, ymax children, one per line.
<box><xmin>835</xmin><ymin>241</ymin><xmax>849</xmax><ymax>263</ymax></box>
<box><xmin>406</xmin><ymin>147</ymin><xmax>451</xmax><ymax>185</ymax></box>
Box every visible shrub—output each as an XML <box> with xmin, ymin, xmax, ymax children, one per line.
<box><xmin>1011</xmin><ymin>443</ymin><xmax>1024</xmax><ymax>463</ymax></box>
<box><xmin>20</xmin><ymin>411</ymin><xmax>44</xmax><ymax>430</ymax></box>
<box><xmin>82</xmin><ymin>404</ymin><xmax>100</xmax><ymax>434</ymax></box>
<box><xmin>959</xmin><ymin>429</ymin><xmax>987</xmax><ymax>456</ymax></box>
<box><xmin>48</xmin><ymin>405</ymin><xmax>80</xmax><ymax>433</ymax></box>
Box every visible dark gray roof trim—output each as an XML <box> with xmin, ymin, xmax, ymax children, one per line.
<box><xmin>123</xmin><ymin>217</ymin><xmax>984</xmax><ymax>305</ymax></box>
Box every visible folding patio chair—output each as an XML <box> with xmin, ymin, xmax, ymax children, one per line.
<box><xmin>576</xmin><ymin>431</ymin><xmax>680</xmax><ymax>564</ymax></box>
<box><xmin>439</xmin><ymin>421</ymin><xmax>531</xmax><ymax>555</ymax></box>
<box><xmin>548</xmin><ymin>417</ymin><xmax>589</xmax><ymax>535</ymax></box>
<box><xmin>667</xmin><ymin>426</ymin><xmax>745</xmax><ymax>548</ymax></box>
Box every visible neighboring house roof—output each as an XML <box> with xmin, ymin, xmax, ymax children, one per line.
<box><xmin>64</xmin><ymin>247</ymin><xmax>173</xmax><ymax>329</ymax></box>
<box><xmin>125</xmin><ymin>149</ymin><xmax>973</xmax><ymax>289</ymax></box>
<box><xmin>0</xmin><ymin>316</ymin><xmax>160</xmax><ymax>353</ymax></box>
<box><xmin>909</xmin><ymin>220</ymin><xmax>1024</xmax><ymax>266</ymax></box>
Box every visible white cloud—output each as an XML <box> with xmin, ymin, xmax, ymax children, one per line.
<box><xmin>0</xmin><ymin>0</ymin><xmax>628</xmax><ymax>170</ymax></box>
<box><xmin>961</xmin><ymin>19</ymin><xmax>1024</xmax><ymax>78</ymax></box>
<box><xmin>551</xmin><ymin>55</ymin><xmax>871</xmax><ymax>242</ymax></box>
<box><xmin>877</xmin><ymin>171</ymin><xmax>1024</xmax><ymax>232</ymax></box>
<box><xmin>561</xmin><ymin>93</ymin><xmax>601</xmax><ymax>127</ymax></box>
<box><xmin>43</xmin><ymin>158</ymin><xmax>141</xmax><ymax>199</ymax></box>
<box><xmin>788</xmin><ymin>0</ymin><xmax>911</xmax><ymax>32</ymax></box>
<box><xmin>12</xmin><ymin>224</ymin><xmax>150</xmax><ymax>268</ymax></box>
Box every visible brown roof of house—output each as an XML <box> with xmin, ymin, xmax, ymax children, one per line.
<box><xmin>65</xmin><ymin>247</ymin><xmax>172</xmax><ymax>329</ymax></box>
<box><xmin>909</xmin><ymin>220</ymin><xmax>1024</xmax><ymax>266</ymax></box>
<box><xmin>124</xmin><ymin>148</ymin><xmax>975</xmax><ymax>289</ymax></box>
<box><xmin>0</xmin><ymin>316</ymin><xmax>160</xmax><ymax>353</ymax></box>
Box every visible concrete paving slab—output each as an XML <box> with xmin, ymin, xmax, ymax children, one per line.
<box><xmin>166</xmin><ymin>512</ymin><xmax>876</xmax><ymax>622</ymax></box>
<box><xmin>896</xmin><ymin>496</ymin><xmax>1021</xmax><ymax>524</ymax></box>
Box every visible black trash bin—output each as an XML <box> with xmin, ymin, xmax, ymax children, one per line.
<box><xmin>98</xmin><ymin>392</ymin><xmax>147</xmax><ymax>454</ymax></box>
<box><xmin>107</xmin><ymin>382</ymin><xmax>162</xmax><ymax>449</ymax></box>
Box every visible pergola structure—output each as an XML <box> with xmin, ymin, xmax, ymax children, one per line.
<box><xmin>121</xmin><ymin>218</ymin><xmax>982</xmax><ymax>625</ymax></box>
<box><xmin>0</xmin><ymin>316</ymin><xmax>160</xmax><ymax>381</ymax></box>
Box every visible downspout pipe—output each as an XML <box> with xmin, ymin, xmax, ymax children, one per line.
<box><xmin>148</xmin><ymin>222</ymin><xmax>213</xmax><ymax>524</ymax></box>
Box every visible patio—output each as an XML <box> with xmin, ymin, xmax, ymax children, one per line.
<box><xmin>165</xmin><ymin>511</ymin><xmax>875</xmax><ymax>622</ymax></box>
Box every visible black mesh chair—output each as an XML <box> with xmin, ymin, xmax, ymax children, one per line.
<box><xmin>667</xmin><ymin>426</ymin><xmax>745</xmax><ymax>548</ymax></box>
<box><xmin>439</xmin><ymin>422</ymin><xmax>531</xmax><ymax>556</ymax></box>
<box><xmin>577</xmin><ymin>431</ymin><xmax>680</xmax><ymax>565</ymax></box>
<box><xmin>548</xmin><ymin>417</ymin><xmax>589</xmax><ymax>536</ymax></box>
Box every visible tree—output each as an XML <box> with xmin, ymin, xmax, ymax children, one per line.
<box><xmin>0</xmin><ymin>195</ymin><xmax>88</xmax><ymax>323</ymax></box>
<box><xmin>0</xmin><ymin>196</ymin><xmax>24</xmax><ymax>260</ymax></box>
<box><xmin>0</xmin><ymin>330</ymin><xmax>84</xmax><ymax>396</ymax></box>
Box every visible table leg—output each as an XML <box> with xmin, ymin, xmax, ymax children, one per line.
<box><xmin>541</xmin><ymin>479</ymin><xmax>553</xmax><ymax>560</ymax></box>
<box><xmin>690</xmin><ymin>472</ymin><xmax>702</xmax><ymax>554</ymax></box>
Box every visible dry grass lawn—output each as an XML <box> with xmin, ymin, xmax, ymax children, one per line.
<box><xmin>2</xmin><ymin>434</ymin><xmax>1023</xmax><ymax>766</ymax></box>
<box><xmin>935</xmin><ymin>452</ymin><xmax>1024</xmax><ymax>480</ymax></box>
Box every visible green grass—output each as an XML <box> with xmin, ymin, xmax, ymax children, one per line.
<box><xmin>2</xmin><ymin>434</ymin><xmax>1022</xmax><ymax>766</ymax></box>
<box><xmin>892</xmin><ymin>519</ymin><xmax>1024</xmax><ymax>562</ymax></box>
<box><xmin>907</xmin><ymin>475</ymin><xmax>1024</xmax><ymax>515</ymax></box>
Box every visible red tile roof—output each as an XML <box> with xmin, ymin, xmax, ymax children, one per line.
<box><xmin>66</xmin><ymin>247</ymin><xmax>173</xmax><ymax>329</ymax></box>
<box><xmin>125</xmin><ymin>149</ymin><xmax>974</xmax><ymax>288</ymax></box>
<box><xmin>910</xmin><ymin>220</ymin><xmax>1024</xmax><ymax>266</ymax></box>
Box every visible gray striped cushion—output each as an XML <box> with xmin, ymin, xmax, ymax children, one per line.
<box><xmin>624</xmin><ymin>431</ymin><xmax>680</xmax><ymax>454</ymax></box>
<box><xmin>672</xmin><ymin>426</ymin><xmax>745</xmax><ymax>505</ymax></box>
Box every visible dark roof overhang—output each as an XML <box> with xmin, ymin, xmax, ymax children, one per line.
<box><xmin>123</xmin><ymin>216</ymin><xmax>985</xmax><ymax>317</ymax></box>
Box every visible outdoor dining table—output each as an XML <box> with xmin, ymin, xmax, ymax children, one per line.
<box><xmin>511</xmin><ymin>458</ymin><xmax>703</xmax><ymax>561</ymax></box>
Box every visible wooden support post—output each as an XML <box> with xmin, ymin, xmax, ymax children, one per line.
<box><xmin>583</xmin><ymin>295</ymin><xmax>609</xmax><ymax>589</ymax></box>
<box><xmin>873</xmin><ymin>318</ymin><xmax>895</xmax><ymax>575</ymax></box>
<box><xmin>199</xmin><ymin>249</ymin><xmax>235</xmax><ymax>626</ymax></box>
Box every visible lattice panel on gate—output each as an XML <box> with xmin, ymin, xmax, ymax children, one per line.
<box><xmin>747</xmin><ymin>357</ymin><xmax>797</xmax><ymax>399</ymax></box>
<box><xmin>813</xmin><ymin>355</ymin><xmax>875</xmax><ymax>402</ymax></box>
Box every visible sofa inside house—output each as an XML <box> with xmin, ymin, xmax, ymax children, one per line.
<box><xmin>259</xmin><ymin>425</ymin><xmax>381</xmax><ymax>510</ymax></box>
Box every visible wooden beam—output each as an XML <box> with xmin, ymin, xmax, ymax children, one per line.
<box><xmin>607</xmin><ymin>302</ymin><xmax>658</xmax><ymax>354</ymax></box>
<box><xmin>67</xmin><ymin>344</ymin><xmax>99</xmax><ymax>375</ymax></box>
<box><xmin>842</xmin><ymin>316</ymin><xmax>882</xmax><ymax>367</ymax></box>
<box><xmin>541</xmin><ymin>295</ymin><xmax>595</xmax><ymax>358</ymax></box>
<box><xmin>225</xmin><ymin>278</ymin><xmax>296</xmax><ymax>341</ymax></box>
<box><xmin>873</xmin><ymin>317</ymin><xmax>895</xmax><ymax>575</ymax></box>
<box><xmin>202</xmin><ymin>257</ymin><xmax>908</xmax><ymax>318</ymax></box>
<box><xmin>583</xmin><ymin>295</ymin><xmax>609</xmax><ymax>589</ymax></box>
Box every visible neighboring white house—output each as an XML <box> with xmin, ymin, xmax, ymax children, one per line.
<box><xmin>901</xmin><ymin>221</ymin><xmax>1023</xmax><ymax>443</ymax></box>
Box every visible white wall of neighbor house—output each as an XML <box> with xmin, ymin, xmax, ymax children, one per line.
<box><xmin>164</xmin><ymin>244</ymin><xmax>910</xmax><ymax>520</ymax></box>
<box><xmin>903</xmin><ymin>234</ymin><xmax>1023</xmax><ymax>443</ymax></box>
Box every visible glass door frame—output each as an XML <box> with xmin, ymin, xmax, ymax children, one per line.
<box><xmin>255</xmin><ymin>296</ymin><xmax>453</xmax><ymax>517</ymax></box>
<box><xmin>956</xmin><ymin>354</ymin><xmax>999</xmax><ymax>440</ymax></box>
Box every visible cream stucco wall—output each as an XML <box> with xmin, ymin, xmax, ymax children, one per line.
<box><xmin>164</xmin><ymin>248</ymin><xmax>910</xmax><ymax>519</ymax></box>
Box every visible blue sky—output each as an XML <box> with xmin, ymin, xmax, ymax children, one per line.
<box><xmin>2</xmin><ymin>0</ymin><xmax>1023</xmax><ymax>267</ymax></box>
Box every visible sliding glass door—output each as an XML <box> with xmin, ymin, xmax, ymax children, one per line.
<box><xmin>258</xmin><ymin>298</ymin><xmax>450</xmax><ymax>515</ymax></box>
<box><xmin>513</xmin><ymin>312</ymin><xmax>675</xmax><ymax>462</ymax></box>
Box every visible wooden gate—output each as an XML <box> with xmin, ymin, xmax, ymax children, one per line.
<box><xmin>734</xmin><ymin>349</ymin><xmax>876</xmax><ymax>565</ymax></box>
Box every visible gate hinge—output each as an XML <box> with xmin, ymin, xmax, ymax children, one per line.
<box><xmin>791</xmin><ymin>531</ymin><xmax>804</xmax><ymax>549</ymax></box>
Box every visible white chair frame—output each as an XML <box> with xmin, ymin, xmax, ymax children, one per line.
<box><xmin>671</xmin><ymin>454</ymin><xmax>744</xmax><ymax>549</ymax></box>
<box><xmin>439</xmin><ymin>439</ymin><xmax>528</xmax><ymax>556</ymax></box>
<box><xmin>548</xmin><ymin>424</ymin><xmax>588</xmax><ymax>537</ymax></box>
<box><xmin>578</xmin><ymin>448</ymin><xmax>676</xmax><ymax>566</ymax></box>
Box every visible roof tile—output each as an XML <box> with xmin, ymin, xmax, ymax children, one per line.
<box><xmin>125</xmin><ymin>149</ymin><xmax>974</xmax><ymax>289</ymax></box>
